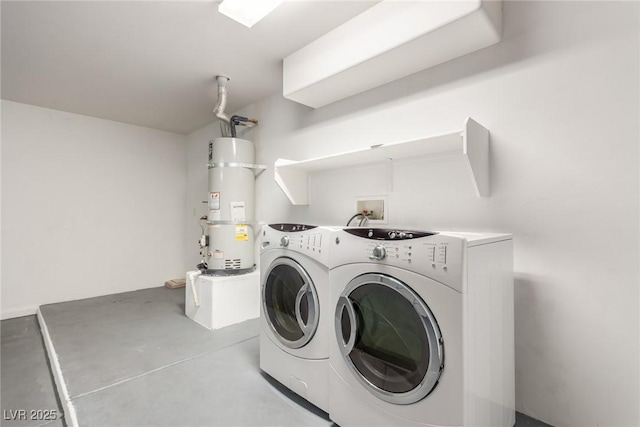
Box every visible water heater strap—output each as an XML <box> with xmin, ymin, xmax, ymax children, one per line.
<box><xmin>207</xmin><ymin>220</ymin><xmax>256</xmax><ymax>227</ymax></box>
<box><xmin>207</xmin><ymin>162</ymin><xmax>267</xmax><ymax>170</ymax></box>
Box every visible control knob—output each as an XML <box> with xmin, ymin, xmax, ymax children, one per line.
<box><xmin>280</xmin><ymin>236</ymin><xmax>290</xmax><ymax>247</ymax></box>
<box><xmin>370</xmin><ymin>244</ymin><xmax>387</xmax><ymax>260</ymax></box>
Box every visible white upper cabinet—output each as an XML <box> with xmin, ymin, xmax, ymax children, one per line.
<box><xmin>283</xmin><ymin>0</ymin><xmax>502</xmax><ymax>108</ymax></box>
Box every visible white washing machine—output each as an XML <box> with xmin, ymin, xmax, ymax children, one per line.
<box><xmin>259</xmin><ymin>223</ymin><xmax>336</xmax><ymax>413</ymax></box>
<box><xmin>328</xmin><ymin>228</ymin><xmax>515</xmax><ymax>427</ymax></box>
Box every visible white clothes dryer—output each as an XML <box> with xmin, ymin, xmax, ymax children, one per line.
<box><xmin>259</xmin><ymin>223</ymin><xmax>336</xmax><ymax>413</ymax></box>
<box><xmin>328</xmin><ymin>228</ymin><xmax>515</xmax><ymax>427</ymax></box>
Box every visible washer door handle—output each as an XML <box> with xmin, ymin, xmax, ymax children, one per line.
<box><xmin>336</xmin><ymin>296</ymin><xmax>357</xmax><ymax>356</ymax></box>
<box><xmin>295</xmin><ymin>283</ymin><xmax>314</xmax><ymax>335</ymax></box>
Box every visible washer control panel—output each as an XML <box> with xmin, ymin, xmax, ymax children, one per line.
<box><xmin>269</xmin><ymin>223</ymin><xmax>318</xmax><ymax>232</ymax></box>
<box><xmin>261</xmin><ymin>224</ymin><xmax>332</xmax><ymax>265</ymax></box>
<box><xmin>333</xmin><ymin>228</ymin><xmax>465</xmax><ymax>292</ymax></box>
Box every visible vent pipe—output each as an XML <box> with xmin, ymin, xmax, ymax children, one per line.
<box><xmin>212</xmin><ymin>75</ymin><xmax>259</xmax><ymax>137</ymax></box>
<box><xmin>213</xmin><ymin>75</ymin><xmax>232</xmax><ymax>137</ymax></box>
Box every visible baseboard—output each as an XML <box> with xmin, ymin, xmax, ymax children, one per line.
<box><xmin>1</xmin><ymin>305</ymin><xmax>38</xmax><ymax>320</ymax></box>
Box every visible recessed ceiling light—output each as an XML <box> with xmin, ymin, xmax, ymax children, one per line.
<box><xmin>218</xmin><ymin>0</ymin><xmax>284</xmax><ymax>28</ymax></box>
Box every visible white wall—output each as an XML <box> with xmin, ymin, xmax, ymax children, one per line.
<box><xmin>2</xmin><ymin>100</ymin><xmax>187</xmax><ymax>318</ymax></box>
<box><xmin>186</xmin><ymin>2</ymin><xmax>639</xmax><ymax>426</ymax></box>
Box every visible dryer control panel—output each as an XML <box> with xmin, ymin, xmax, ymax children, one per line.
<box><xmin>332</xmin><ymin>228</ymin><xmax>466</xmax><ymax>292</ymax></box>
<box><xmin>344</xmin><ymin>228</ymin><xmax>436</xmax><ymax>240</ymax></box>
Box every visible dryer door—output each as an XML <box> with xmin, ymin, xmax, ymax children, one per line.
<box><xmin>263</xmin><ymin>257</ymin><xmax>319</xmax><ymax>349</ymax></box>
<box><xmin>335</xmin><ymin>273</ymin><xmax>443</xmax><ymax>405</ymax></box>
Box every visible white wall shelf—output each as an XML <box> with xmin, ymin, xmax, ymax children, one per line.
<box><xmin>274</xmin><ymin>117</ymin><xmax>490</xmax><ymax>205</ymax></box>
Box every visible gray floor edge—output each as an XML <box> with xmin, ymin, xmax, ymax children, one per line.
<box><xmin>36</xmin><ymin>307</ymin><xmax>77</xmax><ymax>427</ymax></box>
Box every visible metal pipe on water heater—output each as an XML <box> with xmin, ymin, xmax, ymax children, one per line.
<box><xmin>213</xmin><ymin>75</ymin><xmax>232</xmax><ymax>137</ymax></box>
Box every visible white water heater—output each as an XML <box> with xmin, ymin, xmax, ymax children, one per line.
<box><xmin>205</xmin><ymin>137</ymin><xmax>256</xmax><ymax>274</ymax></box>
<box><xmin>196</xmin><ymin>75</ymin><xmax>262</xmax><ymax>275</ymax></box>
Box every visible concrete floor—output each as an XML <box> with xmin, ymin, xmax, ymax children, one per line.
<box><xmin>1</xmin><ymin>287</ymin><xmax>553</xmax><ymax>427</ymax></box>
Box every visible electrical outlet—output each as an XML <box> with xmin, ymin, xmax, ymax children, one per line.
<box><xmin>355</xmin><ymin>196</ymin><xmax>388</xmax><ymax>225</ymax></box>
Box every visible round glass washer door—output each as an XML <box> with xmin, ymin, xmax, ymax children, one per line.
<box><xmin>263</xmin><ymin>257</ymin><xmax>319</xmax><ymax>349</ymax></box>
<box><xmin>335</xmin><ymin>273</ymin><xmax>444</xmax><ymax>405</ymax></box>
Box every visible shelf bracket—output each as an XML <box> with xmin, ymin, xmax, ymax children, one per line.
<box><xmin>274</xmin><ymin>159</ymin><xmax>309</xmax><ymax>205</ymax></box>
<box><xmin>462</xmin><ymin>117</ymin><xmax>490</xmax><ymax>197</ymax></box>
